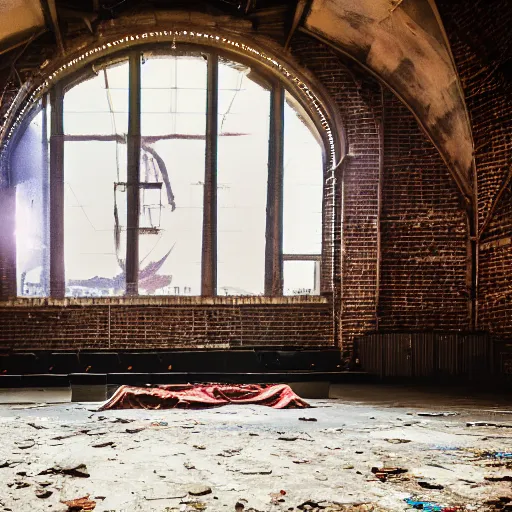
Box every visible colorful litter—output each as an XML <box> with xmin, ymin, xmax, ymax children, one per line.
<box><xmin>404</xmin><ymin>498</ymin><xmax>461</xmax><ymax>511</ymax></box>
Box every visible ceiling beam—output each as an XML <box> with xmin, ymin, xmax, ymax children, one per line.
<box><xmin>284</xmin><ymin>0</ymin><xmax>311</xmax><ymax>50</ymax></box>
<box><xmin>40</xmin><ymin>0</ymin><xmax>65</xmax><ymax>55</ymax></box>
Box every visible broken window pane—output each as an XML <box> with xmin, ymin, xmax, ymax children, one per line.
<box><xmin>216</xmin><ymin>61</ymin><xmax>270</xmax><ymax>296</ymax></box>
<box><xmin>139</xmin><ymin>56</ymin><xmax>206</xmax><ymax>295</ymax></box>
<box><xmin>12</xmin><ymin>106</ymin><xmax>50</xmax><ymax>297</ymax></box>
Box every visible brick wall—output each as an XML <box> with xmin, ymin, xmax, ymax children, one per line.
<box><xmin>379</xmin><ymin>91</ymin><xmax>469</xmax><ymax>329</ymax></box>
<box><xmin>291</xmin><ymin>36</ymin><xmax>381</xmax><ymax>352</ymax></box>
<box><xmin>0</xmin><ymin>298</ymin><xmax>334</xmax><ymax>350</ymax></box>
<box><xmin>291</xmin><ymin>35</ymin><xmax>469</xmax><ymax>350</ymax></box>
<box><xmin>438</xmin><ymin>0</ymin><xmax>512</xmax><ymax>340</ymax></box>
<box><xmin>0</xmin><ymin>188</ymin><xmax>16</xmax><ymax>299</ymax></box>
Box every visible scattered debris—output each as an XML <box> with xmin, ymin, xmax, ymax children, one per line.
<box><xmin>61</xmin><ymin>495</ymin><xmax>96</xmax><ymax>511</ymax></box>
<box><xmin>299</xmin><ymin>417</ymin><xmax>317</xmax><ymax>422</ymax></box>
<box><xmin>27</xmin><ymin>422</ymin><xmax>47</xmax><ymax>430</ymax></box>
<box><xmin>467</xmin><ymin>422</ymin><xmax>512</xmax><ymax>428</ymax></box>
<box><xmin>485</xmin><ymin>497</ymin><xmax>512</xmax><ymax>510</ymax></box>
<box><xmin>418</xmin><ymin>412</ymin><xmax>458</xmax><ymax>417</ymax></box>
<box><xmin>40</xmin><ymin>463</ymin><xmax>90</xmax><ymax>478</ymax></box>
<box><xmin>188</xmin><ymin>484</ymin><xmax>212</xmax><ymax>496</ymax></box>
<box><xmin>270</xmin><ymin>490</ymin><xmax>286</xmax><ymax>504</ymax></box>
<box><xmin>217</xmin><ymin>448</ymin><xmax>242</xmax><ymax>457</ymax></box>
<box><xmin>111</xmin><ymin>417</ymin><xmax>134</xmax><ymax>424</ymax></box>
<box><xmin>231</xmin><ymin>467</ymin><xmax>273</xmax><ymax>475</ymax></box>
<box><xmin>151</xmin><ymin>421</ymin><xmax>169</xmax><ymax>427</ymax></box>
<box><xmin>91</xmin><ymin>441</ymin><xmax>115</xmax><ymax>448</ymax></box>
<box><xmin>15</xmin><ymin>439</ymin><xmax>35</xmax><ymax>449</ymax></box>
<box><xmin>35</xmin><ymin>489</ymin><xmax>53</xmax><ymax>499</ymax></box>
<box><xmin>418</xmin><ymin>481</ymin><xmax>444</xmax><ymax>490</ymax></box>
<box><xmin>11</xmin><ymin>480</ymin><xmax>30</xmax><ymax>489</ymax></box>
<box><xmin>193</xmin><ymin>444</ymin><xmax>206</xmax><ymax>450</ymax></box>
<box><xmin>404</xmin><ymin>498</ymin><xmax>460</xmax><ymax>511</ymax></box>
<box><xmin>184</xmin><ymin>462</ymin><xmax>196</xmax><ymax>470</ymax></box>
<box><xmin>235</xmin><ymin>502</ymin><xmax>245</xmax><ymax>511</ymax></box>
<box><xmin>371</xmin><ymin>466</ymin><xmax>408</xmax><ymax>482</ymax></box>
<box><xmin>36</xmin><ymin>480</ymin><xmax>52</xmax><ymax>487</ymax></box>
<box><xmin>385</xmin><ymin>438</ymin><xmax>411</xmax><ymax>444</ymax></box>
<box><xmin>125</xmin><ymin>427</ymin><xmax>145</xmax><ymax>434</ymax></box>
<box><xmin>485</xmin><ymin>475</ymin><xmax>512</xmax><ymax>482</ymax></box>
<box><xmin>278</xmin><ymin>435</ymin><xmax>298</xmax><ymax>441</ymax></box>
<box><xmin>292</xmin><ymin>459</ymin><xmax>310</xmax><ymax>464</ymax></box>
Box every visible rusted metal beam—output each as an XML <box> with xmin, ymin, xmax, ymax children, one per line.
<box><xmin>264</xmin><ymin>82</ymin><xmax>285</xmax><ymax>296</ymax></box>
<box><xmin>49</xmin><ymin>83</ymin><xmax>65</xmax><ymax>298</ymax></box>
<box><xmin>201</xmin><ymin>53</ymin><xmax>218</xmax><ymax>296</ymax></box>
<box><xmin>40</xmin><ymin>0</ymin><xmax>65</xmax><ymax>56</ymax></box>
<box><xmin>125</xmin><ymin>51</ymin><xmax>141</xmax><ymax>296</ymax></box>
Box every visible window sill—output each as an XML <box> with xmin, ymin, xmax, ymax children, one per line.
<box><xmin>2</xmin><ymin>295</ymin><xmax>330</xmax><ymax>307</ymax></box>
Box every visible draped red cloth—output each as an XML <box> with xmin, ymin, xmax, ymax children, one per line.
<box><xmin>99</xmin><ymin>383</ymin><xmax>310</xmax><ymax>410</ymax></box>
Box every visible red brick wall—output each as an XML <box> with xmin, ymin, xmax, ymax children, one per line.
<box><xmin>438</xmin><ymin>0</ymin><xmax>512</xmax><ymax>340</ymax></box>
<box><xmin>0</xmin><ymin>299</ymin><xmax>334</xmax><ymax>350</ymax></box>
<box><xmin>0</xmin><ymin>188</ymin><xmax>16</xmax><ymax>299</ymax></box>
<box><xmin>379</xmin><ymin>91</ymin><xmax>469</xmax><ymax>329</ymax></box>
<box><xmin>291</xmin><ymin>36</ymin><xmax>469</xmax><ymax>350</ymax></box>
<box><xmin>291</xmin><ymin>36</ymin><xmax>381</xmax><ymax>352</ymax></box>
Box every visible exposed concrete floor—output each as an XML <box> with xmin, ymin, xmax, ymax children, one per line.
<box><xmin>0</xmin><ymin>385</ymin><xmax>510</xmax><ymax>511</ymax></box>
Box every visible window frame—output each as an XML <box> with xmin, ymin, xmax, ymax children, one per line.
<box><xmin>11</xmin><ymin>44</ymin><xmax>335</xmax><ymax>299</ymax></box>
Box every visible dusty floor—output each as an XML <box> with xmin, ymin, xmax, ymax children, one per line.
<box><xmin>0</xmin><ymin>385</ymin><xmax>511</xmax><ymax>512</ymax></box>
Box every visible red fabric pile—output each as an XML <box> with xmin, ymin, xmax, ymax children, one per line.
<box><xmin>99</xmin><ymin>383</ymin><xmax>310</xmax><ymax>410</ymax></box>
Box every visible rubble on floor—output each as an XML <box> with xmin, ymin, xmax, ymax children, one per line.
<box><xmin>0</xmin><ymin>386</ymin><xmax>511</xmax><ymax>511</ymax></box>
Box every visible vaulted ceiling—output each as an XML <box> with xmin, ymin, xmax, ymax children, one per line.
<box><xmin>0</xmin><ymin>0</ymin><xmax>477</xmax><ymax>201</ymax></box>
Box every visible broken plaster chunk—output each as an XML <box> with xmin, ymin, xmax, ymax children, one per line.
<box><xmin>39</xmin><ymin>462</ymin><xmax>90</xmax><ymax>478</ymax></box>
<box><xmin>188</xmin><ymin>484</ymin><xmax>212</xmax><ymax>496</ymax></box>
<box><xmin>91</xmin><ymin>441</ymin><xmax>115</xmax><ymax>448</ymax></box>
<box><xmin>15</xmin><ymin>439</ymin><xmax>35</xmax><ymax>449</ymax></box>
<box><xmin>35</xmin><ymin>488</ymin><xmax>53</xmax><ymax>499</ymax></box>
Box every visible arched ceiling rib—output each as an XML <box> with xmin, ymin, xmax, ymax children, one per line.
<box><xmin>302</xmin><ymin>0</ymin><xmax>474</xmax><ymax>202</ymax></box>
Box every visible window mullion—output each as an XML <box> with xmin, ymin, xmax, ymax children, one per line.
<box><xmin>264</xmin><ymin>83</ymin><xmax>285</xmax><ymax>296</ymax></box>
<box><xmin>49</xmin><ymin>83</ymin><xmax>65</xmax><ymax>299</ymax></box>
<box><xmin>201</xmin><ymin>52</ymin><xmax>218</xmax><ymax>296</ymax></box>
<box><xmin>126</xmin><ymin>51</ymin><xmax>141</xmax><ymax>296</ymax></box>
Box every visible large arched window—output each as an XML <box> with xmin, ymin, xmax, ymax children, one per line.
<box><xmin>12</xmin><ymin>47</ymin><xmax>326</xmax><ymax>298</ymax></box>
